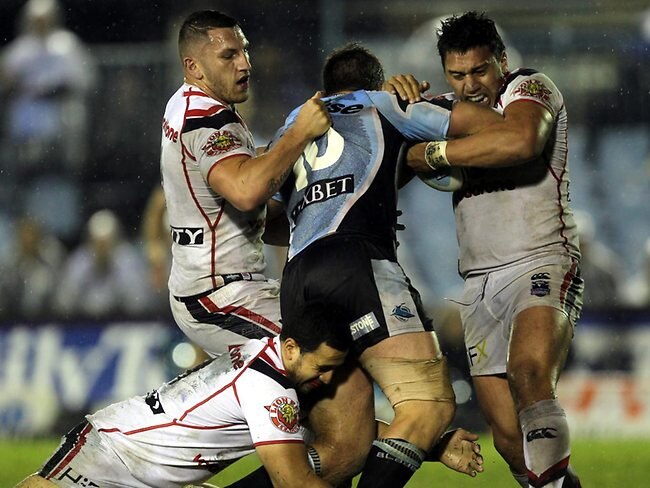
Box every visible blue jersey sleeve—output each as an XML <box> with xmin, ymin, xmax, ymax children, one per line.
<box><xmin>367</xmin><ymin>91</ymin><xmax>451</xmax><ymax>142</ymax></box>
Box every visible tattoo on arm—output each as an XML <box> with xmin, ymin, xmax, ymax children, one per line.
<box><xmin>267</xmin><ymin>165</ymin><xmax>293</xmax><ymax>195</ymax></box>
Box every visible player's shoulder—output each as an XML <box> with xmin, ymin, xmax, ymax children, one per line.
<box><xmin>500</xmin><ymin>68</ymin><xmax>560</xmax><ymax>96</ymax></box>
<box><xmin>180</xmin><ymin>85</ymin><xmax>241</xmax><ymax>134</ymax></box>
<box><xmin>365</xmin><ymin>90</ymin><xmax>405</xmax><ymax>113</ymax></box>
<box><xmin>368</xmin><ymin>90</ymin><xmax>454</xmax><ymax>117</ymax></box>
<box><xmin>498</xmin><ymin>68</ymin><xmax>562</xmax><ymax>109</ymax></box>
<box><xmin>243</xmin><ymin>337</ymin><xmax>294</xmax><ymax>390</ymax></box>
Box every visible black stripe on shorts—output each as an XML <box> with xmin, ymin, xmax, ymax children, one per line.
<box><xmin>185</xmin><ymin>300</ymin><xmax>276</xmax><ymax>340</ymax></box>
<box><xmin>40</xmin><ymin>420</ymin><xmax>91</xmax><ymax>477</ymax></box>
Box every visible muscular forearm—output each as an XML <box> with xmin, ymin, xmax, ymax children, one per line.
<box><xmin>447</xmin><ymin>124</ymin><xmax>539</xmax><ymax>167</ymax></box>
<box><xmin>210</xmin><ymin>93</ymin><xmax>330</xmax><ymax>212</ymax></box>
<box><xmin>409</xmin><ymin>126</ymin><xmax>538</xmax><ymax>171</ymax></box>
<box><xmin>410</xmin><ymin>108</ymin><xmax>551</xmax><ymax>171</ymax></box>
<box><xmin>230</xmin><ymin>127</ymin><xmax>314</xmax><ymax>211</ymax></box>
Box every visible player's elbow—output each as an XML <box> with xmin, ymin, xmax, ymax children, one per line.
<box><xmin>230</xmin><ymin>193</ymin><xmax>266</xmax><ymax>212</ymax></box>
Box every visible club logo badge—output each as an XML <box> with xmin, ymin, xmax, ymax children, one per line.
<box><xmin>266</xmin><ymin>396</ymin><xmax>300</xmax><ymax>433</ymax></box>
<box><xmin>201</xmin><ymin>130</ymin><xmax>242</xmax><ymax>156</ymax></box>
<box><xmin>513</xmin><ymin>79</ymin><xmax>552</xmax><ymax>103</ymax></box>
<box><xmin>391</xmin><ymin>303</ymin><xmax>415</xmax><ymax>322</ymax></box>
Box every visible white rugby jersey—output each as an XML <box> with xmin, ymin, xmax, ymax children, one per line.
<box><xmin>160</xmin><ymin>83</ymin><xmax>266</xmax><ymax>296</ymax></box>
<box><xmin>88</xmin><ymin>336</ymin><xmax>303</xmax><ymax>486</ymax></box>
<box><xmin>450</xmin><ymin>69</ymin><xmax>580</xmax><ymax>277</ymax></box>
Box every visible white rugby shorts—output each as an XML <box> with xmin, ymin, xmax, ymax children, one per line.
<box><xmin>40</xmin><ymin>421</ymin><xmax>146</xmax><ymax>488</ymax></box>
<box><xmin>455</xmin><ymin>254</ymin><xmax>583</xmax><ymax>376</ymax></box>
<box><xmin>170</xmin><ymin>279</ymin><xmax>282</xmax><ymax>357</ymax></box>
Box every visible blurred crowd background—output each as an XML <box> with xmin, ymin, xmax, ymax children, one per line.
<box><xmin>0</xmin><ymin>0</ymin><xmax>649</xmax><ymax>437</ymax></box>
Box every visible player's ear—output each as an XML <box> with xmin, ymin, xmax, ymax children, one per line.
<box><xmin>283</xmin><ymin>337</ymin><xmax>301</xmax><ymax>362</ymax></box>
<box><xmin>184</xmin><ymin>56</ymin><xmax>203</xmax><ymax>79</ymax></box>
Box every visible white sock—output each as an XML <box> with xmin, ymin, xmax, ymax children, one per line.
<box><xmin>519</xmin><ymin>399</ymin><xmax>570</xmax><ymax>488</ymax></box>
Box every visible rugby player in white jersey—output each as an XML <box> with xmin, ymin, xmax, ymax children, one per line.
<box><xmin>14</xmin><ymin>305</ymin><xmax>350</xmax><ymax>488</ymax></box>
<box><xmin>390</xmin><ymin>10</ymin><xmax>584</xmax><ymax>488</ymax></box>
<box><xmin>161</xmin><ymin>10</ymin><xmax>329</xmax><ymax>353</ymax></box>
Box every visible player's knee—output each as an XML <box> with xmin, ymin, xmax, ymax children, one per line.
<box><xmin>363</xmin><ymin>355</ymin><xmax>456</xmax><ymax>448</ymax></box>
<box><xmin>390</xmin><ymin>397</ymin><xmax>456</xmax><ymax>453</ymax></box>
<box><xmin>315</xmin><ymin>440</ymin><xmax>370</xmax><ymax>484</ymax></box>
<box><xmin>507</xmin><ymin>358</ymin><xmax>554</xmax><ymax>397</ymax></box>
<box><xmin>395</xmin><ymin>396</ymin><xmax>456</xmax><ymax>428</ymax></box>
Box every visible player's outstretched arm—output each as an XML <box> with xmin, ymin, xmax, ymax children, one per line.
<box><xmin>208</xmin><ymin>92</ymin><xmax>331</xmax><ymax>212</ymax></box>
<box><xmin>409</xmin><ymin>100</ymin><xmax>553</xmax><ymax>172</ymax></box>
<box><xmin>377</xmin><ymin>420</ymin><xmax>484</xmax><ymax>477</ymax></box>
<box><xmin>256</xmin><ymin>443</ymin><xmax>332</xmax><ymax>488</ymax></box>
<box><xmin>427</xmin><ymin>428</ymin><xmax>484</xmax><ymax>477</ymax></box>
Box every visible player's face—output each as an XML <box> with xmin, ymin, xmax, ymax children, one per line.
<box><xmin>443</xmin><ymin>45</ymin><xmax>507</xmax><ymax>107</ymax></box>
<box><xmin>290</xmin><ymin>343</ymin><xmax>347</xmax><ymax>394</ymax></box>
<box><xmin>194</xmin><ymin>26</ymin><xmax>251</xmax><ymax>105</ymax></box>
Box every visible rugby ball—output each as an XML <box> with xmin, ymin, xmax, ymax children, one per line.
<box><xmin>417</xmin><ymin>166</ymin><xmax>466</xmax><ymax>192</ymax></box>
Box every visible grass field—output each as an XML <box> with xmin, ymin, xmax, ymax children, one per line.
<box><xmin>3</xmin><ymin>436</ymin><xmax>649</xmax><ymax>487</ymax></box>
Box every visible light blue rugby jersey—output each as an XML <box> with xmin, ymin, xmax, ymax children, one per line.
<box><xmin>276</xmin><ymin>90</ymin><xmax>452</xmax><ymax>261</ymax></box>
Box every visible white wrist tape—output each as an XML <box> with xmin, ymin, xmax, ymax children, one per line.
<box><xmin>424</xmin><ymin>141</ymin><xmax>450</xmax><ymax>171</ymax></box>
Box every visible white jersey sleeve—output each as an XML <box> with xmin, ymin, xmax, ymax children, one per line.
<box><xmin>237</xmin><ymin>366</ymin><xmax>303</xmax><ymax>446</ymax></box>
<box><xmin>499</xmin><ymin>71</ymin><xmax>563</xmax><ymax>118</ymax></box>
<box><xmin>182</xmin><ymin>107</ymin><xmax>255</xmax><ymax>181</ymax></box>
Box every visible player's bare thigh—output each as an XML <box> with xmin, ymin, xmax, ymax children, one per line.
<box><xmin>359</xmin><ymin>330</ymin><xmax>442</xmax><ymax>361</ymax></box>
<box><xmin>508</xmin><ymin>305</ymin><xmax>573</xmax><ymax>408</ymax></box>
<box><xmin>14</xmin><ymin>475</ymin><xmax>56</xmax><ymax>487</ymax></box>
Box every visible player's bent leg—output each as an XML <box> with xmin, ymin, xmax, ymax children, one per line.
<box><xmin>508</xmin><ymin>307</ymin><xmax>572</xmax><ymax>410</ymax></box>
<box><xmin>360</xmin><ymin>331</ymin><xmax>455</xmax><ymax>448</ymax></box>
<box><xmin>473</xmin><ymin>374</ymin><xmax>527</xmax><ymax>485</ymax></box>
<box><xmin>13</xmin><ymin>475</ymin><xmax>57</xmax><ymax>488</ymax></box>
<box><xmin>356</xmin><ymin>332</ymin><xmax>456</xmax><ymax>488</ymax></box>
<box><xmin>509</xmin><ymin>306</ymin><xmax>576</xmax><ymax>488</ymax></box>
<box><xmin>303</xmin><ymin>360</ymin><xmax>376</xmax><ymax>484</ymax></box>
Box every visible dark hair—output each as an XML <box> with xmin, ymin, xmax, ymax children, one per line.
<box><xmin>280</xmin><ymin>302</ymin><xmax>352</xmax><ymax>354</ymax></box>
<box><xmin>436</xmin><ymin>11</ymin><xmax>505</xmax><ymax>67</ymax></box>
<box><xmin>322</xmin><ymin>42</ymin><xmax>385</xmax><ymax>95</ymax></box>
<box><xmin>178</xmin><ymin>10</ymin><xmax>239</xmax><ymax>57</ymax></box>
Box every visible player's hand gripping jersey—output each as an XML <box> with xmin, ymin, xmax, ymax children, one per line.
<box><xmin>449</xmin><ymin>69</ymin><xmax>580</xmax><ymax>277</ymax></box>
<box><xmin>276</xmin><ymin>90</ymin><xmax>452</xmax><ymax>261</ymax></box>
<box><xmin>79</xmin><ymin>336</ymin><xmax>302</xmax><ymax>486</ymax></box>
<box><xmin>160</xmin><ymin>84</ymin><xmax>265</xmax><ymax>297</ymax></box>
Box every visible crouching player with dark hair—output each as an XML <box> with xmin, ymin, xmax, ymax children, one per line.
<box><xmin>15</xmin><ymin>305</ymin><xmax>352</xmax><ymax>488</ymax></box>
